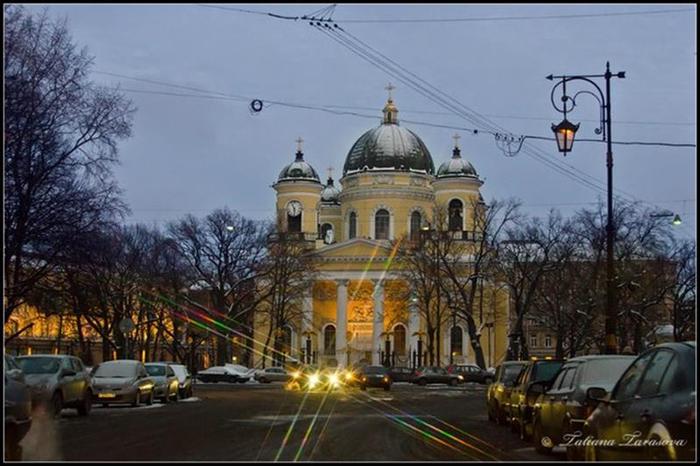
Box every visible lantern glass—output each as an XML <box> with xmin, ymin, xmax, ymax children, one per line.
<box><xmin>672</xmin><ymin>214</ymin><xmax>682</xmax><ymax>226</ymax></box>
<box><xmin>551</xmin><ymin>119</ymin><xmax>579</xmax><ymax>153</ymax></box>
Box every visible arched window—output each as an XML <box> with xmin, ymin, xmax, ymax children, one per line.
<box><xmin>393</xmin><ymin>324</ymin><xmax>406</xmax><ymax>356</ymax></box>
<box><xmin>288</xmin><ymin>214</ymin><xmax>301</xmax><ymax>233</ymax></box>
<box><xmin>375</xmin><ymin>209</ymin><xmax>390</xmax><ymax>240</ymax></box>
<box><xmin>348</xmin><ymin>212</ymin><xmax>357</xmax><ymax>239</ymax></box>
<box><xmin>321</xmin><ymin>223</ymin><xmax>334</xmax><ymax>244</ymax></box>
<box><xmin>410</xmin><ymin>211</ymin><xmax>422</xmax><ymax>241</ymax></box>
<box><xmin>450</xmin><ymin>326</ymin><xmax>463</xmax><ymax>356</ymax></box>
<box><xmin>324</xmin><ymin>325</ymin><xmax>336</xmax><ymax>355</ymax></box>
<box><xmin>449</xmin><ymin>199</ymin><xmax>463</xmax><ymax>232</ymax></box>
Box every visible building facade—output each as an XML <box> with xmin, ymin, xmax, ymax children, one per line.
<box><xmin>254</xmin><ymin>92</ymin><xmax>511</xmax><ymax>369</ymax></box>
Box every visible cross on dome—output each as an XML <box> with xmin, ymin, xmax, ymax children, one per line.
<box><xmin>452</xmin><ymin>133</ymin><xmax>461</xmax><ymax>148</ymax></box>
<box><xmin>295</xmin><ymin>137</ymin><xmax>304</xmax><ymax>153</ymax></box>
<box><xmin>385</xmin><ymin>82</ymin><xmax>395</xmax><ymax>101</ymax></box>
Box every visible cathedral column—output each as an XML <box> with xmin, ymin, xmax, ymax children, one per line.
<box><xmin>302</xmin><ymin>286</ymin><xmax>313</xmax><ymax>363</ymax></box>
<box><xmin>336</xmin><ymin>280</ymin><xmax>348</xmax><ymax>368</ymax></box>
<box><xmin>408</xmin><ymin>297</ymin><xmax>419</xmax><ymax>356</ymax></box>
<box><xmin>371</xmin><ymin>280</ymin><xmax>384</xmax><ymax>365</ymax></box>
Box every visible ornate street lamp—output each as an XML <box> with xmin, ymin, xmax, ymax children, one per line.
<box><xmin>547</xmin><ymin>62</ymin><xmax>625</xmax><ymax>355</ymax></box>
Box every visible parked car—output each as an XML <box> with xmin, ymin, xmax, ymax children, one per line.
<box><xmin>388</xmin><ymin>366</ymin><xmax>413</xmax><ymax>383</ymax></box>
<box><xmin>487</xmin><ymin>361</ymin><xmax>528</xmax><ymax>425</ymax></box>
<box><xmin>5</xmin><ymin>355</ymin><xmax>32</xmax><ymax>461</ymax></box>
<box><xmin>530</xmin><ymin>355</ymin><xmax>635</xmax><ymax>457</ymax></box>
<box><xmin>411</xmin><ymin>366</ymin><xmax>463</xmax><ymax>386</ymax></box>
<box><xmin>145</xmin><ymin>363</ymin><xmax>179</xmax><ymax>403</ymax></box>
<box><xmin>508</xmin><ymin>358</ymin><xmax>565</xmax><ymax>440</ymax></box>
<box><xmin>168</xmin><ymin>363</ymin><xmax>193</xmax><ymax>398</ymax></box>
<box><xmin>583</xmin><ymin>342</ymin><xmax>696</xmax><ymax>461</ymax></box>
<box><xmin>224</xmin><ymin>364</ymin><xmax>255</xmax><ymax>381</ymax></box>
<box><xmin>255</xmin><ymin>367</ymin><xmax>291</xmax><ymax>384</ymax></box>
<box><xmin>447</xmin><ymin>364</ymin><xmax>495</xmax><ymax>384</ymax></box>
<box><xmin>359</xmin><ymin>365</ymin><xmax>392</xmax><ymax>391</ymax></box>
<box><xmin>16</xmin><ymin>354</ymin><xmax>93</xmax><ymax>417</ymax></box>
<box><xmin>91</xmin><ymin>360</ymin><xmax>155</xmax><ymax>407</ymax></box>
<box><xmin>197</xmin><ymin>366</ymin><xmax>247</xmax><ymax>383</ymax></box>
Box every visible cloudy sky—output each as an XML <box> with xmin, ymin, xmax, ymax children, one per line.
<box><xmin>25</xmin><ymin>3</ymin><xmax>697</xmax><ymax>238</ymax></box>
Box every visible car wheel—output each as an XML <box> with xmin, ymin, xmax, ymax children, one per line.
<box><xmin>510</xmin><ymin>417</ymin><xmax>519</xmax><ymax>433</ymax></box>
<box><xmin>384</xmin><ymin>385</ymin><xmax>391</xmax><ymax>391</ymax></box>
<box><xmin>449</xmin><ymin>379</ymin><xmax>458</xmax><ymax>386</ymax></box>
<box><xmin>162</xmin><ymin>391</ymin><xmax>169</xmax><ymax>404</ymax></box>
<box><xmin>418</xmin><ymin>379</ymin><xmax>427</xmax><ymax>386</ymax></box>
<box><xmin>484</xmin><ymin>378</ymin><xmax>494</xmax><ymax>385</ymax></box>
<box><xmin>259</xmin><ymin>377</ymin><xmax>267</xmax><ymax>383</ymax></box>
<box><xmin>52</xmin><ymin>392</ymin><xmax>64</xmax><ymax>418</ymax></box>
<box><xmin>360</xmin><ymin>385</ymin><xmax>366</xmax><ymax>391</ymax></box>
<box><xmin>519</xmin><ymin>420</ymin><xmax>531</xmax><ymax>442</ymax></box>
<box><xmin>172</xmin><ymin>388</ymin><xmax>179</xmax><ymax>403</ymax></box>
<box><xmin>132</xmin><ymin>391</ymin><xmax>141</xmax><ymax>407</ymax></box>
<box><xmin>77</xmin><ymin>390</ymin><xmax>92</xmax><ymax>416</ymax></box>
<box><xmin>101</xmin><ymin>403</ymin><xmax>109</xmax><ymax>408</ymax></box>
<box><xmin>487</xmin><ymin>406</ymin><xmax>495</xmax><ymax>422</ymax></box>
<box><xmin>534</xmin><ymin>420</ymin><xmax>551</xmax><ymax>454</ymax></box>
<box><xmin>187</xmin><ymin>387</ymin><xmax>193</xmax><ymax>398</ymax></box>
<box><xmin>146</xmin><ymin>390</ymin><xmax>154</xmax><ymax>406</ymax></box>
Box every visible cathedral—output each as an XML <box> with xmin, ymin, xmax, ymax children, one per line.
<box><xmin>253</xmin><ymin>88</ymin><xmax>510</xmax><ymax>369</ymax></box>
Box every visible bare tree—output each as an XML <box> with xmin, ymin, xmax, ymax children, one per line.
<box><xmin>257</xmin><ymin>229</ymin><xmax>318</xmax><ymax>368</ymax></box>
<box><xmin>4</xmin><ymin>6</ymin><xmax>134</xmax><ymax>322</ymax></box>
<box><xmin>669</xmin><ymin>240</ymin><xmax>696</xmax><ymax>342</ymax></box>
<box><xmin>167</xmin><ymin>209</ymin><xmax>268</xmax><ymax>365</ymax></box>
<box><xmin>438</xmin><ymin>198</ymin><xmax>521</xmax><ymax>368</ymax></box>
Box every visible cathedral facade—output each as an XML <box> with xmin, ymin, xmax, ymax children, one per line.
<box><xmin>253</xmin><ymin>92</ymin><xmax>510</xmax><ymax>369</ymax></box>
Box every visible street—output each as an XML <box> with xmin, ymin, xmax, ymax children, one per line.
<box><xmin>20</xmin><ymin>382</ymin><xmax>560</xmax><ymax>461</ymax></box>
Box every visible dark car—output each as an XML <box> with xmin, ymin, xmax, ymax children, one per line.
<box><xmin>508</xmin><ymin>358</ymin><xmax>564</xmax><ymax>440</ymax></box>
<box><xmin>5</xmin><ymin>355</ymin><xmax>32</xmax><ymax>461</ymax></box>
<box><xmin>487</xmin><ymin>361</ymin><xmax>527</xmax><ymax>425</ymax></box>
<box><xmin>530</xmin><ymin>355</ymin><xmax>635</xmax><ymax>457</ymax></box>
<box><xmin>412</xmin><ymin>366</ymin><xmax>463</xmax><ymax>386</ymax></box>
<box><xmin>196</xmin><ymin>366</ymin><xmax>243</xmax><ymax>383</ymax></box>
<box><xmin>583</xmin><ymin>342</ymin><xmax>696</xmax><ymax>461</ymax></box>
<box><xmin>447</xmin><ymin>364</ymin><xmax>495</xmax><ymax>384</ymax></box>
<box><xmin>360</xmin><ymin>366</ymin><xmax>392</xmax><ymax>391</ymax></box>
<box><xmin>388</xmin><ymin>366</ymin><xmax>413</xmax><ymax>383</ymax></box>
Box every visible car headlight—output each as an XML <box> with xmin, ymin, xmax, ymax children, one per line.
<box><xmin>329</xmin><ymin>373</ymin><xmax>340</xmax><ymax>387</ymax></box>
<box><xmin>457</xmin><ymin>375</ymin><xmax>464</xmax><ymax>381</ymax></box>
<box><xmin>292</xmin><ymin>371</ymin><xmax>301</xmax><ymax>379</ymax></box>
<box><xmin>308</xmin><ymin>373</ymin><xmax>320</xmax><ymax>388</ymax></box>
<box><xmin>345</xmin><ymin>371</ymin><xmax>354</xmax><ymax>381</ymax></box>
<box><xmin>383</xmin><ymin>376</ymin><xmax>389</xmax><ymax>382</ymax></box>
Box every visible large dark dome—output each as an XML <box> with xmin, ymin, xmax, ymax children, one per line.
<box><xmin>343</xmin><ymin>98</ymin><xmax>435</xmax><ymax>176</ymax></box>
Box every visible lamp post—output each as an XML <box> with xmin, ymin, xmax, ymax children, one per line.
<box><xmin>547</xmin><ymin>62</ymin><xmax>625</xmax><ymax>355</ymax></box>
<box><xmin>650</xmin><ymin>211</ymin><xmax>682</xmax><ymax>226</ymax></box>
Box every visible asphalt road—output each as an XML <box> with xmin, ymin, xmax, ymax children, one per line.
<box><xmin>19</xmin><ymin>382</ymin><xmax>564</xmax><ymax>461</ymax></box>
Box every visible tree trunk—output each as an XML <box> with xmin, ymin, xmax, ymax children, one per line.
<box><xmin>464</xmin><ymin>315</ymin><xmax>487</xmax><ymax>369</ymax></box>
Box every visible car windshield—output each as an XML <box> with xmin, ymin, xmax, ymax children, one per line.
<box><xmin>145</xmin><ymin>365</ymin><xmax>166</xmax><ymax>376</ymax></box>
<box><xmin>94</xmin><ymin>362</ymin><xmax>137</xmax><ymax>378</ymax></box>
<box><xmin>501</xmin><ymin>364</ymin><xmax>525</xmax><ymax>383</ymax></box>
<box><xmin>170</xmin><ymin>366</ymin><xmax>188</xmax><ymax>378</ymax></box>
<box><xmin>363</xmin><ymin>366</ymin><xmax>387</xmax><ymax>375</ymax></box>
<box><xmin>582</xmin><ymin>358</ymin><xmax>634</xmax><ymax>385</ymax></box>
<box><xmin>533</xmin><ymin>362</ymin><xmax>564</xmax><ymax>382</ymax></box>
<box><xmin>17</xmin><ymin>357</ymin><xmax>60</xmax><ymax>374</ymax></box>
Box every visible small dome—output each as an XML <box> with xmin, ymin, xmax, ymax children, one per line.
<box><xmin>436</xmin><ymin>147</ymin><xmax>478</xmax><ymax>178</ymax></box>
<box><xmin>320</xmin><ymin>177</ymin><xmax>341</xmax><ymax>204</ymax></box>
<box><xmin>278</xmin><ymin>150</ymin><xmax>321</xmax><ymax>183</ymax></box>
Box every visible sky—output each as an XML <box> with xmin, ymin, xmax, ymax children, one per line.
<box><xmin>22</xmin><ymin>3</ymin><xmax>697</xmax><ymax>239</ymax></box>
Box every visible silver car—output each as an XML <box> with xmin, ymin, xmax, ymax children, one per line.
<box><xmin>145</xmin><ymin>363</ymin><xmax>179</xmax><ymax>403</ymax></box>
<box><xmin>91</xmin><ymin>360</ymin><xmax>155</xmax><ymax>407</ymax></box>
<box><xmin>168</xmin><ymin>363</ymin><xmax>194</xmax><ymax>399</ymax></box>
<box><xmin>254</xmin><ymin>367</ymin><xmax>291</xmax><ymax>384</ymax></box>
<box><xmin>16</xmin><ymin>355</ymin><xmax>93</xmax><ymax>417</ymax></box>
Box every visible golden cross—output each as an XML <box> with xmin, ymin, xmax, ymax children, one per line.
<box><xmin>385</xmin><ymin>82</ymin><xmax>395</xmax><ymax>100</ymax></box>
<box><xmin>295</xmin><ymin>137</ymin><xmax>304</xmax><ymax>152</ymax></box>
<box><xmin>452</xmin><ymin>133</ymin><xmax>461</xmax><ymax>148</ymax></box>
